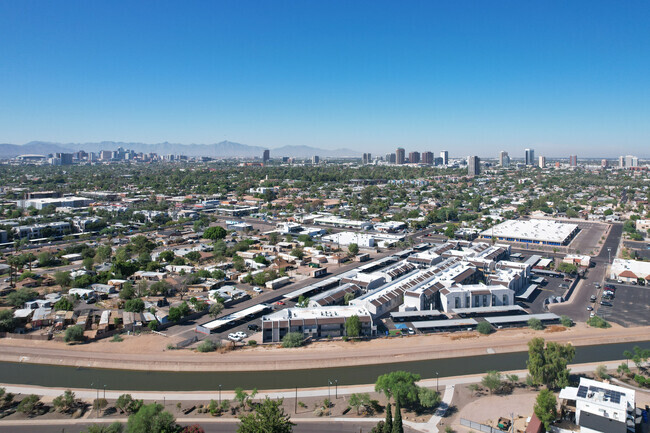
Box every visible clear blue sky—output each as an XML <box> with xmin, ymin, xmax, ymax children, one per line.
<box><xmin>1</xmin><ymin>1</ymin><xmax>649</xmax><ymax>157</ymax></box>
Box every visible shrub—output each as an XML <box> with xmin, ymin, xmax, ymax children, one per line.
<box><xmin>197</xmin><ymin>340</ymin><xmax>219</xmax><ymax>353</ymax></box>
<box><xmin>17</xmin><ymin>394</ymin><xmax>41</xmax><ymax>415</ymax></box>
<box><xmin>476</xmin><ymin>322</ymin><xmax>493</xmax><ymax>335</ymax></box>
<box><xmin>587</xmin><ymin>315</ymin><xmax>611</xmax><ymax>328</ymax></box>
<box><xmin>528</xmin><ymin>318</ymin><xmax>544</xmax><ymax>330</ymax></box>
<box><xmin>64</xmin><ymin>325</ymin><xmax>85</xmax><ymax>343</ymax></box>
<box><xmin>281</xmin><ymin>332</ymin><xmax>304</xmax><ymax>348</ymax></box>
<box><xmin>247</xmin><ymin>340</ymin><xmax>257</xmax><ymax>346</ymax></box>
<box><xmin>560</xmin><ymin>316</ymin><xmax>573</xmax><ymax>327</ymax></box>
<box><xmin>111</xmin><ymin>334</ymin><xmax>124</xmax><ymax>343</ymax></box>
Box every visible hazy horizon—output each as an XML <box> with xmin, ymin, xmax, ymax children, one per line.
<box><xmin>1</xmin><ymin>1</ymin><xmax>649</xmax><ymax>156</ymax></box>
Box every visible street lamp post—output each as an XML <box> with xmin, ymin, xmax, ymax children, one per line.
<box><xmin>219</xmin><ymin>384</ymin><xmax>222</xmax><ymax>406</ymax></box>
<box><xmin>328</xmin><ymin>380</ymin><xmax>332</xmax><ymax>416</ymax></box>
<box><xmin>335</xmin><ymin>379</ymin><xmax>338</xmax><ymax>399</ymax></box>
<box><xmin>103</xmin><ymin>385</ymin><xmax>106</xmax><ymax>400</ymax></box>
<box><xmin>435</xmin><ymin>371</ymin><xmax>439</xmax><ymax>392</ymax></box>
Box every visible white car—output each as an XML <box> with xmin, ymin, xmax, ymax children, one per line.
<box><xmin>228</xmin><ymin>333</ymin><xmax>241</xmax><ymax>342</ymax></box>
<box><xmin>590</xmin><ymin>312</ymin><xmax>596</xmax><ymax>318</ymax></box>
<box><xmin>586</xmin><ymin>306</ymin><xmax>593</xmax><ymax>311</ymax></box>
<box><xmin>235</xmin><ymin>331</ymin><xmax>247</xmax><ymax>339</ymax></box>
<box><xmin>407</xmin><ymin>328</ymin><xmax>415</xmax><ymax>335</ymax></box>
<box><xmin>253</xmin><ymin>287</ymin><xmax>263</xmax><ymax>293</ymax></box>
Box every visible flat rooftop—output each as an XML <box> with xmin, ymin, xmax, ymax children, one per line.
<box><xmin>481</xmin><ymin>219</ymin><xmax>578</xmax><ymax>243</ymax></box>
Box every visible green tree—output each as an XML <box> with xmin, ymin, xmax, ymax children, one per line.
<box><xmin>383</xmin><ymin>402</ymin><xmax>392</xmax><ymax>433</ymax></box>
<box><xmin>204</xmin><ymin>226</ymin><xmax>227</xmax><ymax>240</ymax></box>
<box><xmin>417</xmin><ymin>387</ymin><xmax>440</xmax><ymax>408</ymax></box>
<box><xmin>392</xmin><ymin>401</ymin><xmax>403</xmax><ymax>433</ymax></box>
<box><xmin>533</xmin><ymin>389</ymin><xmax>557</xmax><ymax>430</ymax></box>
<box><xmin>481</xmin><ymin>371</ymin><xmax>503</xmax><ymax>395</ymax></box>
<box><xmin>281</xmin><ymin>332</ymin><xmax>304</xmax><ymax>348</ymax></box>
<box><xmin>37</xmin><ymin>251</ymin><xmax>55</xmax><ymax>267</ymax></box>
<box><xmin>83</xmin><ymin>257</ymin><xmax>95</xmax><ymax>271</ymax></box>
<box><xmin>237</xmin><ymin>397</ymin><xmax>294</xmax><ymax>433</ymax></box>
<box><xmin>0</xmin><ymin>310</ymin><xmax>15</xmax><ymax>332</ymax></box>
<box><xmin>158</xmin><ymin>251</ymin><xmax>175</xmax><ymax>263</ymax></box>
<box><xmin>185</xmin><ymin>251</ymin><xmax>201</xmax><ymax>262</ymax></box>
<box><xmin>6</xmin><ymin>288</ymin><xmax>37</xmax><ymax>308</ymax></box>
<box><xmin>557</xmin><ymin>262</ymin><xmax>577</xmax><ymax>275</ymax></box>
<box><xmin>560</xmin><ymin>316</ymin><xmax>573</xmax><ymax>327</ymax></box>
<box><xmin>345</xmin><ymin>315</ymin><xmax>361</xmax><ymax>338</ymax></box>
<box><xmin>17</xmin><ymin>394</ymin><xmax>41</xmax><ymax>415</ymax></box>
<box><xmin>476</xmin><ymin>322</ymin><xmax>493</xmax><ymax>335</ymax></box>
<box><xmin>349</xmin><ymin>393</ymin><xmax>371</xmax><ymax>415</ymax></box>
<box><xmin>528</xmin><ymin>318</ymin><xmax>544</xmax><ymax>330</ymax></box>
<box><xmin>290</xmin><ymin>248</ymin><xmax>304</xmax><ymax>260</ymax></box>
<box><xmin>124</xmin><ymin>299</ymin><xmax>145</xmax><ymax>313</ymax></box>
<box><xmin>213</xmin><ymin>240</ymin><xmax>228</xmax><ymax>257</ymax></box>
<box><xmin>168</xmin><ymin>307</ymin><xmax>182</xmax><ymax>322</ymax></box>
<box><xmin>54</xmin><ymin>296</ymin><xmax>75</xmax><ymax>311</ymax></box>
<box><xmin>115</xmin><ymin>394</ymin><xmax>143</xmax><ymax>415</ymax></box>
<box><xmin>119</xmin><ymin>283</ymin><xmax>136</xmax><ymax>300</ymax></box>
<box><xmin>126</xmin><ymin>403</ymin><xmax>177</xmax><ymax>433</ymax></box>
<box><xmin>375</xmin><ymin>371</ymin><xmax>420</xmax><ymax>407</ymax></box>
<box><xmin>586</xmin><ymin>315</ymin><xmax>611</xmax><ymax>328</ymax></box>
<box><xmin>64</xmin><ymin>325</ymin><xmax>85</xmax><ymax>343</ymax></box>
<box><xmin>209</xmin><ymin>302</ymin><xmax>224</xmax><ymax>319</ymax></box>
<box><xmin>54</xmin><ymin>271</ymin><xmax>72</xmax><ymax>287</ymax></box>
<box><xmin>53</xmin><ymin>390</ymin><xmax>78</xmax><ymax>413</ymax></box>
<box><xmin>348</xmin><ymin>243</ymin><xmax>359</xmax><ymax>256</ymax></box>
<box><xmin>527</xmin><ymin>338</ymin><xmax>575</xmax><ymax>389</ymax></box>
<box><xmin>94</xmin><ymin>245</ymin><xmax>113</xmax><ymax>263</ymax></box>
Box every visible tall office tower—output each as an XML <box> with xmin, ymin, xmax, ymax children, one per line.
<box><xmin>408</xmin><ymin>151</ymin><xmax>420</xmax><ymax>164</ymax></box>
<box><xmin>262</xmin><ymin>149</ymin><xmax>270</xmax><ymax>162</ymax></box>
<box><xmin>386</xmin><ymin>153</ymin><xmax>396</xmax><ymax>164</ymax></box>
<box><xmin>421</xmin><ymin>151</ymin><xmax>434</xmax><ymax>165</ymax></box>
<box><xmin>601</xmin><ymin>159</ymin><xmax>608</xmax><ymax>168</ymax></box>
<box><xmin>312</xmin><ymin>155</ymin><xmax>320</xmax><ymax>164</ymax></box>
<box><xmin>625</xmin><ymin>155</ymin><xmax>639</xmax><ymax>167</ymax></box>
<box><xmin>367</xmin><ymin>152</ymin><xmax>372</xmax><ymax>163</ymax></box>
<box><xmin>396</xmin><ymin>147</ymin><xmax>405</xmax><ymax>164</ymax></box>
<box><xmin>569</xmin><ymin>155</ymin><xmax>578</xmax><ymax>167</ymax></box>
<box><xmin>499</xmin><ymin>151</ymin><xmax>510</xmax><ymax>167</ymax></box>
<box><xmin>619</xmin><ymin>156</ymin><xmax>625</xmax><ymax>167</ymax></box>
<box><xmin>440</xmin><ymin>150</ymin><xmax>449</xmax><ymax>165</ymax></box>
<box><xmin>468</xmin><ymin>156</ymin><xmax>480</xmax><ymax>176</ymax></box>
<box><xmin>525</xmin><ymin>148</ymin><xmax>535</xmax><ymax>165</ymax></box>
<box><xmin>362</xmin><ymin>153</ymin><xmax>368</xmax><ymax>164</ymax></box>
<box><xmin>538</xmin><ymin>156</ymin><xmax>546</xmax><ymax>168</ymax></box>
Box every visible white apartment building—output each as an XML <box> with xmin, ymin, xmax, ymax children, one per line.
<box><xmin>560</xmin><ymin>377</ymin><xmax>636</xmax><ymax>433</ymax></box>
<box><xmin>439</xmin><ymin>284</ymin><xmax>514</xmax><ymax>313</ymax></box>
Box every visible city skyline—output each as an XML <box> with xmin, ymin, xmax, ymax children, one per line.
<box><xmin>1</xmin><ymin>1</ymin><xmax>649</xmax><ymax>156</ymax></box>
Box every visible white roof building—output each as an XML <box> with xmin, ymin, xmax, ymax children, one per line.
<box><xmin>479</xmin><ymin>219</ymin><xmax>579</xmax><ymax>246</ymax></box>
<box><xmin>610</xmin><ymin>258</ymin><xmax>650</xmax><ymax>282</ymax></box>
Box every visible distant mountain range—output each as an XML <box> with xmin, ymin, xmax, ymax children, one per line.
<box><xmin>0</xmin><ymin>141</ymin><xmax>362</xmax><ymax>159</ymax></box>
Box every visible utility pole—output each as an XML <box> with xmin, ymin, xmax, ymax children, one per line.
<box><xmin>219</xmin><ymin>384</ymin><xmax>222</xmax><ymax>406</ymax></box>
<box><xmin>295</xmin><ymin>387</ymin><xmax>297</xmax><ymax>414</ymax></box>
<box><xmin>435</xmin><ymin>371</ymin><xmax>439</xmax><ymax>392</ymax></box>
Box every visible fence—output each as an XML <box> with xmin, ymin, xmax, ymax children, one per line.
<box><xmin>460</xmin><ymin>418</ymin><xmax>505</xmax><ymax>433</ymax></box>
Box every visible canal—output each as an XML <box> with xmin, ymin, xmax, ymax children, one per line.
<box><xmin>1</xmin><ymin>341</ymin><xmax>647</xmax><ymax>391</ymax></box>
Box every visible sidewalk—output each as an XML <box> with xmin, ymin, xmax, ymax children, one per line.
<box><xmin>0</xmin><ymin>359</ymin><xmax>628</xmax><ymax>433</ymax></box>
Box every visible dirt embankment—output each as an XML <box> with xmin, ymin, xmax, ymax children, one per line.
<box><xmin>0</xmin><ymin>322</ymin><xmax>647</xmax><ymax>372</ymax></box>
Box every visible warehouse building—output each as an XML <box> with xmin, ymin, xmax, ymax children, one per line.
<box><xmin>609</xmin><ymin>258</ymin><xmax>650</xmax><ymax>283</ymax></box>
<box><xmin>261</xmin><ymin>305</ymin><xmax>375</xmax><ymax>343</ymax></box>
<box><xmin>479</xmin><ymin>219</ymin><xmax>579</xmax><ymax>246</ymax></box>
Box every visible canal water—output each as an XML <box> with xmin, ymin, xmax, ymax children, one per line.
<box><xmin>1</xmin><ymin>341</ymin><xmax>647</xmax><ymax>391</ymax></box>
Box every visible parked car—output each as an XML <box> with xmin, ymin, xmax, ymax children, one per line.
<box><xmin>586</xmin><ymin>306</ymin><xmax>593</xmax><ymax>311</ymax></box>
<box><xmin>273</xmin><ymin>301</ymin><xmax>285</xmax><ymax>306</ymax></box>
<box><xmin>228</xmin><ymin>333</ymin><xmax>241</xmax><ymax>342</ymax></box>
<box><xmin>590</xmin><ymin>312</ymin><xmax>596</xmax><ymax>318</ymax></box>
<box><xmin>253</xmin><ymin>287</ymin><xmax>263</xmax><ymax>293</ymax></box>
<box><xmin>247</xmin><ymin>324</ymin><xmax>260</xmax><ymax>332</ymax></box>
<box><xmin>600</xmin><ymin>301</ymin><xmax>613</xmax><ymax>307</ymax></box>
<box><xmin>235</xmin><ymin>331</ymin><xmax>247</xmax><ymax>339</ymax></box>
<box><xmin>594</xmin><ymin>283</ymin><xmax>601</xmax><ymax>288</ymax></box>
<box><xmin>589</xmin><ymin>295</ymin><xmax>597</xmax><ymax>302</ymax></box>
<box><xmin>407</xmin><ymin>327</ymin><xmax>415</xmax><ymax>335</ymax></box>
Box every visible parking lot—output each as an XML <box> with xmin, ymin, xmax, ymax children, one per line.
<box><xmin>595</xmin><ymin>284</ymin><xmax>650</xmax><ymax>327</ymax></box>
<box><xmin>523</xmin><ymin>272</ymin><xmax>574</xmax><ymax>314</ymax></box>
<box><xmin>568</xmin><ymin>221</ymin><xmax>609</xmax><ymax>255</ymax></box>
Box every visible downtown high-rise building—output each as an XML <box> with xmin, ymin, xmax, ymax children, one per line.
<box><xmin>408</xmin><ymin>151</ymin><xmax>420</xmax><ymax>164</ymax></box>
<box><xmin>396</xmin><ymin>147</ymin><xmax>405</xmax><ymax>165</ymax></box>
<box><xmin>499</xmin><ymin>151</ymin><xmax>510</xmax><ymax>167</ymax></box>
<box><xmin>263</xmin><ymin>149</ymin><xmax>270</xmax><ymax>162</ymax></box>
<box><xmin>569</xmin><ymin>155</ymin><xmax>578</xmax><ymax>167</ymax></box>
<box><xmin>525</xmin><ymin>148</ymin><xmax>535</xmax><ymax>166</ymax></box>
<box><xmin>538</xmin><ymin>155</ymin><xmax>546</xmax><ymax>168</ymax></box>
<box><xmin>421</xmin><ymin>151</ymin><xmax>434</xmax><ymax>165</ymax></box>
<box><xmin>624</xmin><ymin>155</ymin><xmax>639</xmax><ymax>167</ymax></box>
<box><xmin>468</xmin><ymin>155</ymin><xmax>480</xmax><ymax>176</ymax></box>
<box><xmin>386</xmin><ymin>153</ymin><xmax>396</xmax><ymax>164</ymax></box>
<box><xmin>440</xmin><ymin>150</ymin><xmax>449</xmax><ymax>165</ymax></box>
<box><xmin>312</xmin><ymin>155</ymin><xmax>320</xmax><ymax>164</ymax></box>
